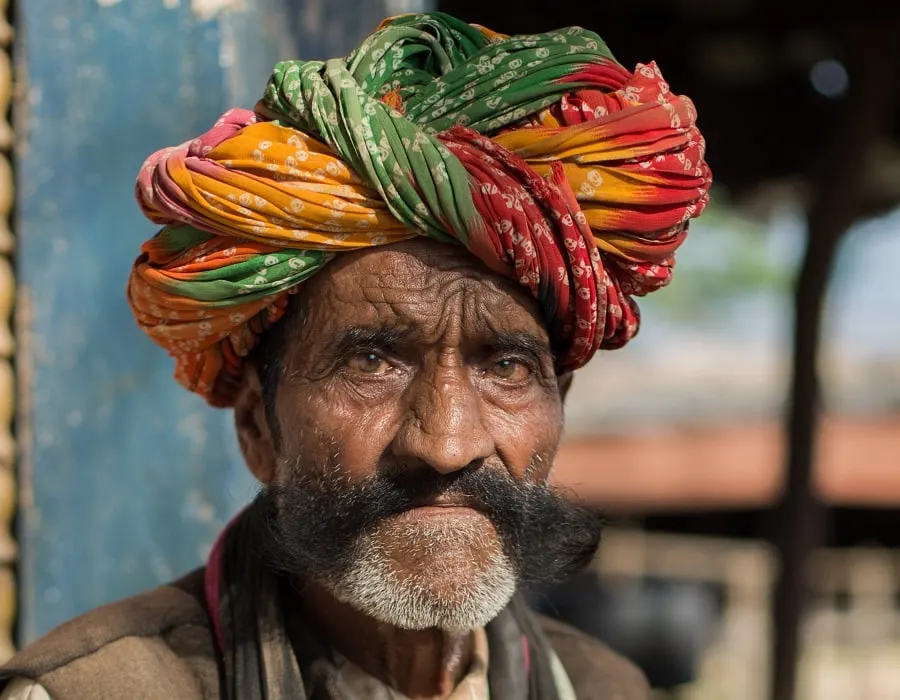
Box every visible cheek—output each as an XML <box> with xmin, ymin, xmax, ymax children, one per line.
<box><xmin>277</xmin><ymin>385</ymin><xmax>403</xmax><ymax>480</ymax></box>
<box><xmin>483</xmin><ymin>396</ymin><xmax>562</xmax><ymax>481</ymax></box>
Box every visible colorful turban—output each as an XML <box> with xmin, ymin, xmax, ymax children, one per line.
<box><xmin>128</xmin><ymin>12</ymin><xmax>712</xmax><ymax>407</ymax></box>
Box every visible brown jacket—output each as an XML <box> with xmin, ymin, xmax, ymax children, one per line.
<box><xmin>0</xmin><ymin>569</ymin><xmax>650</xmax><ymax>699</ymax></box>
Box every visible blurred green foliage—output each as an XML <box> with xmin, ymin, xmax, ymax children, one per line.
<box><xmin>642</xmin><ymin>196</ymin><xmax>796</xmax><ymax>322</ymax></box>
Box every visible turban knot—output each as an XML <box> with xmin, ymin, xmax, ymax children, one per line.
<box><xmin>128</xmin><ymin>12</ymin><xmax>712</xmax><ymax>406</ymax></box>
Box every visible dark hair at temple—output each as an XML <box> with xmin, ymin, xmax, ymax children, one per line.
<box><xmin>247</xmin><ymin>298</ymin><xmax>306</xmax><ymax>446</ymax></box>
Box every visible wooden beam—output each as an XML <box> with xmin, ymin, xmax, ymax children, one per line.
<box><xmin>770</xmin><ymin>26</ymin><xmax>897</xmax><ymax>700</ymax></box>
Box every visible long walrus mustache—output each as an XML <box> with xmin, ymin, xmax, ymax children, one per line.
<box><xmin>249</xmin><ymin>454</ymin><xmax>605</xmax><ymax>587</ymax></box>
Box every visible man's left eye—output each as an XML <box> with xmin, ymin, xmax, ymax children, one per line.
<box><xmin>347</xmin><ymin>352</ymin><xmax>392</xmax><ymax>374</ymax></box>
<box><xmin>489</xmin><ymin>358</ymin><xmax>532</xmax><ymax>382</ymax></box>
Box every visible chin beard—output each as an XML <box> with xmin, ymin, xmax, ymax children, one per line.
<box><xmin>325</xmin><ymin>517</ymin><xmax>519</xmax><ymax>631</ymax></box>
<box><xmin>249</xmin><ymin>455</ymin><xmax>604</xmax><ymax>631</ymax></box>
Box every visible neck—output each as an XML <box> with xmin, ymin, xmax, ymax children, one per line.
<box><xmin>295</xmin><ymin>578</ymin><xmax>474</xmax><ymax>699</ymax></box>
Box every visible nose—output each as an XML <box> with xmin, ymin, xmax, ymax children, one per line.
<box><xmin>391</xmin><ymin>362</ymin><xmax>494</xmax><ymax>475</ymax></box>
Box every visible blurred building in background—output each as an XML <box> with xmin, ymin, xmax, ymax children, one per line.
<box><xmin>558</xmin><ymin>203</ymin><xmax>900</xmax><ymax>512</ymax></box>
<box><xmin>536</xmin><ymin>529</ymin><xmax>900</xmax><ymax>700</ymax></box>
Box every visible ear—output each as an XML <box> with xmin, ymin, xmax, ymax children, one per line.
<box><xmin>233</xmin><ymin>361</ymin><xmax>278</xmax><ymax>485</ymax></box>
<box><xmin>557</xmin><ymin>372</ymin><xmax>574</xmax><ymax>403</ymax></box>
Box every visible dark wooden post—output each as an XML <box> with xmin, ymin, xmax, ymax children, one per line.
<box><xmin>771</xmin><ymin>27</ymin><xmax>897</xmax><ymax>700</ymax></box>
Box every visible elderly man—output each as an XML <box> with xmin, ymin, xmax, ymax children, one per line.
<box><xmin>1</xmin><ymin>12</ymin><xmax>710</xmax><ymax>700</ymax></box>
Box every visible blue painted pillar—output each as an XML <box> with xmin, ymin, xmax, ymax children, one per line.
<box><xmin>15</xmin><ymin>0</ymin><xmax>431</xmax><ymax>643</ymax></box>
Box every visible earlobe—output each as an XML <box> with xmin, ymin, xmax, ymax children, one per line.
<box><xmin>233</xmin><ymin>363</ymin><xmax>279</xmax><ymax>484</ymax></box>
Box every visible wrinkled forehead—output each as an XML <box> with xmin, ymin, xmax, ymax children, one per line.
<box><xmin>293</xmin><ymin>239</ymin><xmax>550</xmax><ymax>344</ymax></box>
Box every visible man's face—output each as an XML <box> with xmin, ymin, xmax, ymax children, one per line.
<box><xmin>236</xmin><ymin>238</ymin><xmax>602</xmax><ymax>630</ymax></box>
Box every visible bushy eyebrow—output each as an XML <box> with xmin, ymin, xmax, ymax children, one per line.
<box><xmin>326</xmin><ymin>325</ymin><xmax>417</xmax><ymax>357</ymax></box>
<box><xmin>324</xmin><ymin>324</ymin><xmax>551</xmax><ymax>360</ymax></box>
<box><xmin>484</xmin><ymin>330</ymin><xmax>554</xmax><ymax>361</ymax></box>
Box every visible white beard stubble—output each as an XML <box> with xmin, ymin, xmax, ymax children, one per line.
<box><xmin>324</xmin><ymin>515</ymin><xmax>517</xmax><ymax>632</ymax></box>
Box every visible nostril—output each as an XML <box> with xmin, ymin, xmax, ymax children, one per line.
<box><xmin>392</xmin><ymin>420</ymin><xmax>494</xmax><ymax>475</ymax></box>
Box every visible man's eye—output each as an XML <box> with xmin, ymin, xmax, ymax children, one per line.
<box><xmin>489</xmin><ymin>357</ymin><xmax>532</xmax><ymax>382</ymax></box>
<box><xmin>346</xmin><ymin>352</ymin><xmax>392</xmax><ymax>374</ymax></box>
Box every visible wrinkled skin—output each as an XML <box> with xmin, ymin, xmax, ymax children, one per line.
<box><xmin>234</xmin><ymin>238</ymin><xmax>574</xmax><ymax>698</ymax></box>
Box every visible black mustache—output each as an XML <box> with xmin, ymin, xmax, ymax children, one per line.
<box><xmin>350</xmin><ymin>462</ymin><xmax>535</xmax><ymax>518</ymax></box>
<box><xmin>252</xmin><ymin>456</ymin><xmax>604</xmax><ymax>587</ymax></box>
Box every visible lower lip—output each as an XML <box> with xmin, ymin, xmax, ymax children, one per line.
<box><xmin>395</xmin><ymin>505</ymin><xmax>483</xmax><ymax>520</ymax></box>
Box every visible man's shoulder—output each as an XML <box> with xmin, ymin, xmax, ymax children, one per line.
<box><xmin>0</xmin><ymin>569</ymin><xmax>217</xmax><ymax>698</ymax></box>
<box><xmin>4</xmin><ymin>568</ymin><xmax>211</xmax><ymax>673</ymax></box>
<box><xmin>537</xmin><ymin>614</ymin><xmax>651</xmax><ymax>700</ymax></box>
